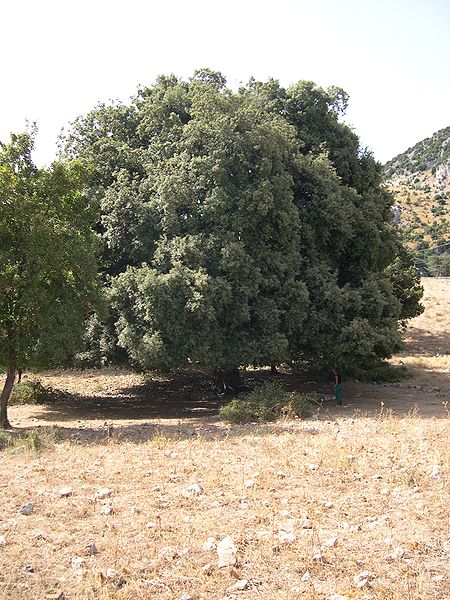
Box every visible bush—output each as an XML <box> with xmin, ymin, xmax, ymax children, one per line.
<box><xmin>9</xmin><ymin>381</ymin><xmax>67</xmax><ymax>406</ymax></box>
<box><xmin>348</xmin><ymin>361</ymin><xmax>410</xmax><ymax>383</ymax></box>
<box><xmin>0</xmin><ymin>430</ymin><xmax>12</xmax><ymax>450</ymax></box>
<box><xmin>220</xmin><ymin>382</ymin><xmax>316</xmax><ymax>423</ymax></box>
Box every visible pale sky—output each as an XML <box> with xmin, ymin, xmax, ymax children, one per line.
<box><xmin>1</xmin><ymin>0</ymin><xmax>449</xmax><ymax>165</ymax></box>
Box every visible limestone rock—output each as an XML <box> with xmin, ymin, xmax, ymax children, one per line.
<box><xmin>19</xmin><ymin>503</ymin><xmax>34</xmax><ymax>516</ymax></box>
<box><xmin>217</xmin><ymin>536</ymin><xmax>238</xmax><ymax>567</ymax></box>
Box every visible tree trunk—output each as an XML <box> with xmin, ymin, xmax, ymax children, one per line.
<box><xmin>1</xmin><ymin>341</ymin><xmax>16</xmax><ymax>429</ymax></box>
<box><xmin>214</xmin><ymin>368</ymin><xmax>242</xmax><ymax>394</ymax></box>
<box><xmin>270</xmin><ymin>363</ymin><xmax>278</xmax><ymax>374</ymax></box>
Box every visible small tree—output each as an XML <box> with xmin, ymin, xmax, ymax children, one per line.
<box><xmin>0</xmin><ymin>132</ymin><xmax>99</xmax><ymax>428</ymax></box>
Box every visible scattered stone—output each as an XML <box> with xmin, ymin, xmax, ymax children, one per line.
<box><xmin>279</xmin><ymin>530</ymin><xmax>296</xmax><ymax>543</ymax></box>
<box><xmin>158</xmin><ymin>546</ymin><xmax>179</xmax><ymax>560</ymax></box>
<box><xmin>59</xmin><ymin>487</ymin><xmax>72</xmax><ymax>498</ymax></box>
<box><xmin>86</xmin><ymin>543</ymin><xmax>98</xmax><ymax>556</ymax></box>
<box><xmin>202</xmin><ymin>537</ymin><xmax>217</xmax><ymax>551</ymax></box>
<box><xmin>353</xmin><ymin>571</ymin><xmax>371</xmax><ymax>588</ymax></box>
<box><xmin>23</xmin><ymin>565</ymin><xmax>35</xmax><ymax>573</ymax></box>
<box><xmin>70</xmin><ymin>557</ymin><xmax>86</xmax><ymax>569</ymax></box>
<box><xmin>244</xmin><ymin>479</ymin><xmax>258</xmax><ymax>489</ymax></box>
<box><xmin>105</xmin><ymin>568</ymin><xmax>118</xmax><ymax>579</ymax></box>
<box><xmin>388</xmin><ymin>546</ymin><xmax>405</xmax><ymax>560</ymax></box>
<box><xmin>184</xmin><ymin>483</ymin><xmax>204</xmax><ymax>497</ymax></box>
<box><xmin>46</xmin><ymin>592</ymin><xmax>65</xmax><ymax>600</ymax></box>
<box><xmin>429</xmin><ymin>466</ymin><xmax>443</xmax><ymax>479</ymax></box>
<box><xmin>228</xmin><ymin>579</ymin><xmax>249</xmax><ymax>592</ymax></box>
<box><xmin>217</xmin><ymin>536</ymin><xmax>238</xmax><ymax>567</ymax></box>
<box><xmin>201</xmin><ymin>562</ymin><xmax>213</xmax><ymax>573</ymax></box>
<box><xmin>323</xmin><ymin>536</ymin><xmax>338</xmax><ymax>548</ymax></box>
<box><xmin>19</xmin><ymin>503</ymin><xmax>34</xmax><ymax>516</ymax></box>
<box><xmin>100</xmin><ymin>504</ymin><xmax>114</xmax><ymax>515</ymax></box>
<box><xmin>94</xmin><ymin>488</ymin><xmax>112</xmax><ymax>500</ymax></box>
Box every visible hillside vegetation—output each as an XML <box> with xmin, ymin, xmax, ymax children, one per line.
<box><xmin>384</xmin><ymin>127</ymin><xmax>450</xmax><ymax>274</ymax></box>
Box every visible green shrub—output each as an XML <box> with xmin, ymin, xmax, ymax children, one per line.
<box><xmin>348</xmin><ymin>361</ymin><xmax>410</xmax><ymax>383</ymax></box>
<box><xmin>9</xmin><ymin>381</ymin><xmax>67</xmax><ymax>406</ymax></box>
<box><xmin>0</xmin><ymin>430</ymin><xmax>12</xmax><ymax>450</ymax></box>
<box><xmin>283</xmin><ymin>394</ymin><xmax>317</xmax><ymax>419</ymax></box>
<box><xmin>220</xmin><ymin>382</ymin><xmax>316</xmax><ymax>424</ymax></box>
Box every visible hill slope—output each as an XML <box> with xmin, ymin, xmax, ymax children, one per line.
<box><xmin>384</xmin><ymin>127</ymin><xmax>450</xmax><ymax>273</ymax></box>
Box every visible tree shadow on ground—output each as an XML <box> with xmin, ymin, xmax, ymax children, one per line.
<box><xmin>16</xmin><ymin>364</ymin><xmax>447</xmax><ymax>448</ymax></box>
<box><xmin>402</xmin><ymin>326</ymin><xmax>450</xmax><ymax>356</ymax></box>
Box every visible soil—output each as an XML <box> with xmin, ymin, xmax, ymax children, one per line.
<box><xmin>4</xmin><ymin>278</ymin><xmax>450</xmax><ymax>443</ymax></box>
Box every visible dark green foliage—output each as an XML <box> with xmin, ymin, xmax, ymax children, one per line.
<box><xmin>0</xmin><ymin>430</ymin><xmax>11</xmax><ymax>449</ymax></box>
<box><xmin>9</xmin><ymin>381</ymin><xmax>68</xmax><ymax>406</ymax></box>
<box><xmin>427</xmin><ymin>252</ymin><xmax>450</xmax><ymax>276</ymax></box>
<box><xmin>0</xmin><ymin>130</ymin><xmax>99</xmax><ymax>426</ymax></box>
<box><xmin>219</xmin><ymin>382</ymin><xmax>316</xmax><ymax>423</ymax></box>
<box><xmin>347</xmin><ymin>361</ymin><xmax>410</xmax><ymax>383</ymax></box>
<box><xmin>63</xmin><ymin>71</ymin><xmax>423</xmax><ymax>374</ymax></box>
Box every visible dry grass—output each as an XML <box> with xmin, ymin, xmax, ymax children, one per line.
<box><xmin>1</xmin><ymin>279</ymin><xmax>449</xmax><ymax>600</ymax></box>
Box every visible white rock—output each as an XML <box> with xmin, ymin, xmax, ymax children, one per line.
<box><xmin>371</xmin><ymin>474</ymin><xmax>382</xmax><ymax>480</ymax></box>
<box><xmin>228</xmin><ymin>579</ymin><xmax>249</xmax><ymax>591</ymax></box>
<box><xmin>178</xmin><ymin>595</ymin><xmax>193</xmax><ymax>600</ymax></box>
<box><xmin>184</xmin><ymin>483</ymin><xmax>204</xmax><ymax>497</ymax></box>
<box><xmin>276</xmin><ymin>470</ymin><xmax>286</xmax><ymax>479</ymax></box>
<box><xmin>217</xmin><ymin>536</ymin><xmax>238</xmax><ymax>568</ymax></box>
<box><xmin>324</xmin><ymin>501</ymin><xmax>334</xmax><ymax>508</ymax></box>
<box><xmin>202</xmin><ymin>537</ymin><xmax>217</xmax><ymax>551</ymax></box>
<box><xmin>59</xmin><ymin>487</ymin><xmax>72</xmax><ymax>498</ymax></box>
<box><xmin>429</xmin><ymin>466</ymin><xmax>443</xmax><ymax>479</ymax></box>
<box><xmin>389</xmin><ymin>546</ymin><xmax>405</xmax><ymax>559</ymax></box>
<box><xmin>146</xmin><ymin>521</ymin><xmax>156</xmax><ymax>529</ymax></box>
<box><xmin>339</xmin><ymin>521</ymin><xmax>350</xmax><ymax>530</ymax></box>
<box><xmin>323</xmin><ymin>536</ymin><xmax>338</xmax><ymax>548</ymax></box>
<box><xmin>158</xmin><ymin>546</ymin><xmax>179</xmax><ymax>560</ymax></box>
<box><xmin>0</xmin><ymin>536</ymin><xmax>6</xmax><ymax>545</ymax></box>
<box><xmin>307</xmin><ymin>463</ymin><xmax>319</xmax><ymax>471</ymax></box>
<box><xmin>100</xmin><ymin>504</ymin><xmax>113</xmax><ymax>515</ymax></box>
<box><xmin>131</xmin><ymin>506</ymin><xmax>141</xmax><ymax>514</ymax></box>
<box><xmin>329</xmin><ymin>594</ymin><xmax>348</xmax><ymax>600</ymax></box>
<box><xmin>105</xmin><ymin>568</ymin><xmax>118</xmax><ymax>579</ymax></box>
<box><xmin>353</xmin><ymin>571</ymin><xmax>371</xmax><ymax>588</ymax></box>
<box><xmin>19</xmin><ymin>503</ymin><xmax>34</xmax><ymax>516</ymax></box>
<box><xmin>94</xmin><ymin>487</ymin><xmax>112</xmax><ymax>500</ymax></box>
<box><xmin>279</xmin><ymin>531</ymin><xmax>296</xmax><ymax>543</ymax></box>
<box><xmin>70</xmin><ymin>557</ymin><xmax>86</xmax><ymax>569</ymax></box>
<box><xmin>301</xmin><ymin>571</ymin><xmax>311</xmax><ymax>581</ymax></box>
<box><xmin>244</xmin><ymin>479</ymin><xmax>258</xmax><ymax>489</ymax></box>
<box><xmin>86</xmin><ymin>543</ymin><xmax>98</xmax><ymax>555</ymax></box>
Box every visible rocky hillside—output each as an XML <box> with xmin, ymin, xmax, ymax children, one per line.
<box><xmin>384</xmin><ymin>127</ymin><xmax>450</xmax><ymax>274</ymax></box>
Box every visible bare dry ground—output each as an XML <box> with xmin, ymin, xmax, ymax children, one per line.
<box><xmin>0</xmin><ymin>279</ymin><xmax>449</xmax><ymax>600</ymax></box>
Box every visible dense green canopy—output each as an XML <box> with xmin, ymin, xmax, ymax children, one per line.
<box><xmin>64</xmin><ymin>70</ymin><xmax>423</xmax><ymax>374</ymax></box>
<box><xmin>0</xmin><ymin>131</ymin><xmax>99</xmax><ymax>426</ymax></box>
